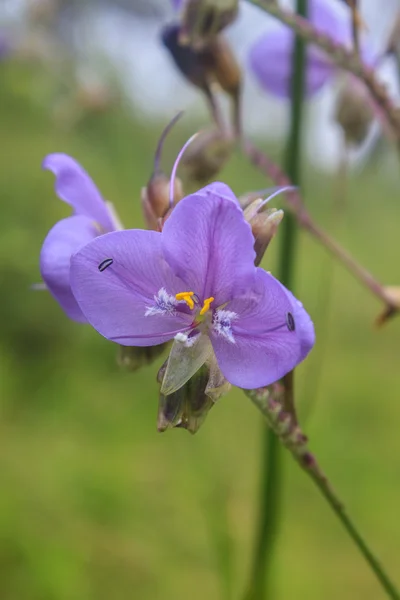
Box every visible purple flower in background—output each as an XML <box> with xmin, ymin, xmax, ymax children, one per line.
<box><xmin>249</xmin><ymin>0</ymin><xmax>372</xmax><ymax>99</ymax></box>
<box><xmin>70</xmin><ymin>183</ymin><xmax>314</xmax><ymax>392</ymax></box>
<box><xmin>40</xmin><ymin>154</ymin><xmax>120</xmax><ymax>322</ymax></box>
<box><xmin>0</xmin><ymin>33</ymin><xmax>11</xmax><ymax>60</ymax></box>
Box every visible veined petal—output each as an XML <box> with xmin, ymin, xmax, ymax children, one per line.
<box><xmin>70</xmin><ymin>230</ymin><xmax>192</xmax><ymax>346</ymax></box>
<box><xmin>196</xmin><ymin>181</ymin><xmax>240</xmax><ymax>206</ymax></box>
<box><xmin>43</xmin><ymin>153</ymin><xmax>115</xmax><ymax>232</ymax></box>
<box><xmin>211</xmin><ymin>270</ymin><xmax>315</xmax><ymax>388</ymax></box>
<box><xmin>40</xmin><ymin>215</ymin><xmax>99</xmax><ymax>322</ymax></box>
<box><xmin>162</xmin><ymin>184</ymin><xmax>257</xmax><ymax>305</ymax></box>
<box><xmin>160</xmin><ymin>333</ymin><xmax>213</xmax><ymax>395</ymax></box>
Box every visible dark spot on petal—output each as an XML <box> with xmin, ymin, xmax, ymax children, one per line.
<box><xmin>98</xmin><ymin>258</ymin><xmax>113</xmax><ymax>272</ymax></box>
<box><xmin>286</xmin><ymin>312</ymin><xmax>295</xmax><ymax>332</ymax></box>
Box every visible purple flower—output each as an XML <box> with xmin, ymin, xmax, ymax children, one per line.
<box><xmin>40</xmin><ymin>154</ymin><xmax>119</xmax><ymax>322</ymax></box>
<box><xmin>70</xmin><ymin>183</ymin><xmax>314</xmax><ymax>391</ymax></box>
<box><xmin>0</xmin><ymin>34</ymin><xmax>11</xmax><ymax>60</ymax></box>
<box><xmin>249</xmin><ymin>0</ymin><xmax>372</xmax><ymax>98</ymax></box>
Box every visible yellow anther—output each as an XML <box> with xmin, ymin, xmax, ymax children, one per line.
<box><xmin>175</xmin><ymin>291</ymin><xmax>195</xmax><ymax>310</ymax></box>
<box><xmin>200</xmin><ymin>297</ymin><xmax>214</xmax><ymax>316</ymax></box>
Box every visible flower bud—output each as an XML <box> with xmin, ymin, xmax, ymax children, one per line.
<box><xmin>141</xmin><ymin>113</ymin><xmax>185</xmax><ymax>230</ymax></box>
<box><xmin>161</xmin><ymin>26</ymin><xmax>241</xmax><ymax>132</ymax></box>
<box><xmin>117</xmin><ymin>344</ymin><xmax>167</xmax><ymax>372</ymax></box>
<box><xmin>180</xmin><ymin>128</ymin><xmax>234</xmax><ymax>184</ymax></box>
<box><xmin>161</xmin><ymin>24</ymin><xmax>211</xmax><ymax>91</ymax></box>
<box><xmin>205</xmin><ymin>36</ymin><xmax>241</xmax><ymax>98</ymax></box>
<box><xmin>141</xmin><ymin>172</ymin><xmax>184</xmax><ymax>231</ymax></box>
<box><xmin>244</xmin><ymin>199</ymin><xmax>284</xmax><ymax>266</ymax></box>
<box><xmin>157</xmin><ymin>357</ymin><xmax>230</xmax><ymax>434</ymax></box>
<box><xmin>334</xmin><ymin>75</ymin><xmax>374</xmax><ymax>146</ymax></box>
<box><xmin>178</xmin><ymin>0</ymin><xmax>239</xmax><ymax>50</ymax></box>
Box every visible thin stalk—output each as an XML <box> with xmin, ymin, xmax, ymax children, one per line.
<box><xmin>244</xmin><ymin>3</ymin><xmax>308</xmax><ymax>598</ymax></box>
<box><xmin>246</xmin><ymin>385</ymin><xmax>400</xmax><ymax>600</ymax></box>
<box><xmin>242</xmin><ymin>139</ymin><xmax>398</xmax><ymax>316</ymax></box>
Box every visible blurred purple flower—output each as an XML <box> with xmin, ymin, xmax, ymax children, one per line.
<box><xmin>249</xmin><ymin>0</ymin><xmax>372</xmax><ymax>98</ymax></box>
<box><xmin>40</xmin><ymin>154</ymin><xmax>120</xmax><ymax>322</ymax></box>
<box><xmin>0</xmin><ymin>34</ymin><xmax>11</xmax><ymax>60</ymax></box>
<box><xmin>70</xmin><ymin>183</ymin><xmax>314</xmax><ymax>391</ymax></box>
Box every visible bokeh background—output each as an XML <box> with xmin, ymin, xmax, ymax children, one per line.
<box><xmin>1</xmin><ymin>1</ymin><xmax>400</xmax><ymax>599</ymax></box>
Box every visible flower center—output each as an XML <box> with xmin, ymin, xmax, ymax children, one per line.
<box><xmin>175</xmin><ymin>291</ymin><xmax>195</xmax><ymax>310</ymax></box>
<box><xmin>175</xmin><ymin>291</ymin><xmax>215</xmax><ymax>316</ymax></box>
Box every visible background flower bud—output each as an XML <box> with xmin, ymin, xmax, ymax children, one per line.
<box><xmin>334</xmin><ymin>75</ymin><xmax>374</xmax><ymax>146</ymax></box>
<box><xmin>180</xmin><ymin>128</ymin><xmax>234</xmax><ymax>184</ymax></box>
<box><xmin>161</xmin><ymin>24</ymin><xmax>211</xmax><ymax>91</ymax></box>
<box><xmin>117</xmin><ymin>344</ymin><xmax>167</xmax><ymax>372</ymax></box>
<box><xmin>178</xmin><ymin>0</ymin><xmax>239</xmax><ymax>50</ymax></box>
<box><xmin>244</xmin><ymin>200</ymin><xmax>284</xmax><ymax>266</ymax></box>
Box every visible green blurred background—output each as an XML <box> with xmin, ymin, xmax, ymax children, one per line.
<box><xmin>1</xmin><ymin>57</ymin><xmax>400</xmax><ymax>600</ymax></box>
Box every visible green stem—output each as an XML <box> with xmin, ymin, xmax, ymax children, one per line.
<box><xmin>246</xmin><ymin>385</ymin><xmax>400</xmax><ymax>600</ymax></box>
<box><xmin>244</xmin><ymin>4</ymin><xmax>308</xmax><ymax>598</ymax></box>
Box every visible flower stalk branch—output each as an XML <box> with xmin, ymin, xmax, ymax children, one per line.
<box><xmin>243</xmin><ymin>139</ymin><xmax>398</xmax><ymax>318</ymax></box>
<box><xmin>246</xmin><ymin>0</ymin><xmax>400</xmax><ymax>142</ymax></box>
<box><xmin>245</xmin><ymin>384</ymin><xmax>400</xmax><ymax>600</ymax></box>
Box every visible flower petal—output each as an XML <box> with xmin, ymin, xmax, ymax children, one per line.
<box><xmin>171</xmin><ymin>0</ymin><xmax>184</xmax><ymax>9</ymax></box>
<box><xmin>43</xmin><ymin>153</ymin><xmax>115</xmax><ymax>232</ymax></box>
<box><xmin>160</xmin><ymin>334</ymin><xmax>213</xmax><ymax>396</ymax></box>
<box><xmin>70</xmin><ymin>230</ymin><xmax>192</xmax><ymax>346</ymax></box>
<box><xmin>250</xmin><ymin>31</ymin><xmax>335</xmax><ymax>98</ymax></box>
<box><xmin>210</xmin><ymin>270</ymin><xmax>315</xmax><ymax>388</ymax></box>
<box><xmin>162</xmin><ymin>183</ymin><xmax>257</xmax><ymax>304</ymax></box>
<box><xmin>40</xmin><ymin>215</ymin><xmax>99</xmax><ymax>322</ymax></box>
<box><xmin>249</xmin><ymin>0</ymin><xmax>351</xmax><ymax>98</ymax></box>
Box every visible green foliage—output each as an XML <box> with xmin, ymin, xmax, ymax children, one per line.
<box><xmin>1</xmin><ymin>61</ymin><xmax>400</xmax><ymax>599</ymax></box>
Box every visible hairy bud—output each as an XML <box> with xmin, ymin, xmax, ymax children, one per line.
<box><xmin>141</xmin><ymin>112</ymin><xmax>185</xmax><ymax>230</ymax></box>
<box><xmin>161</xmin><ymin>25</ymin><xmax>241</xmax><ymax>132</ymax></box>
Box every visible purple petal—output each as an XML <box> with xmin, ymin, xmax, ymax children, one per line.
<box><xmin>250</xmin><ymin>32</ymin><xmax>336</xmax><ymax>98</ymax></box>
<box><xmin>43</xmin><ymin>153</ymin><xmax>115</xmax><ymax>232</ymax></box>
<box><xmin>211</xmin><ymin>270</ymin><xmax>315</xmax><ymax>388</ymax></box>
<box><xmin>171</xmin><ymin>0</ymin><xmax>184</xmax><ymax>9</ymax></box>
<box><xmin>40</xmin><ymin>215</ymin><xmax>99</xmax><ymax>322</ymax></box>
<box><xmin>70</xmin><ymin>230</ymin><xmax>193</xmax><ymax>346</ymax></box>
<box><xmin>249</xmin><ymin>0</ymin><xmax>351</xmax><ymax>98</ymax></box>
<box><xmin>162</xmin><ymin>183</ymin><xmax>256</xmax><ymax>305</ymax></box>
<box><xmin>0</xmin><ymin>34</ymin><xmax>11</xmax><ymax>60</ymax></box>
